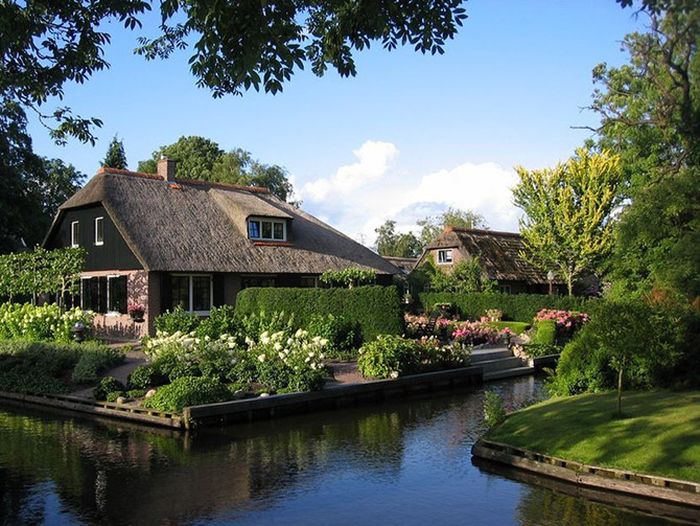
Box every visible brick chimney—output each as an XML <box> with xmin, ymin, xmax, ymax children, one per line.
<box><xmin>157</xmin><ymin>156</ymin><xmax>177</xmax><ymax>181</ymax></box>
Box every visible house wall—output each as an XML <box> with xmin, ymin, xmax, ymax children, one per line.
<box><xmin>46</xmin><ymin>204</ymin><xmax>142</xmax><ymax>271</ymax></box>
<box><xmin>80</xmin><ymin>269</ymin><xmax>149</xmax><ymax>340</ymax></box>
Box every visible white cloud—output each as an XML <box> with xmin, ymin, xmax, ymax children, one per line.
<box><xmin>302</xmin><ymin>140</ymin><xmax>398</xmax><ymax>201</ymax></box>
<box><xmin>299</xmin><ymin>141</ymin><xmax>522</xmax><ymax>247</ymax></box>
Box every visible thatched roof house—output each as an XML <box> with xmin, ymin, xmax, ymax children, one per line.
<box><xmin>44</xmin><ymin>159</ymin><xmax>397</xmax><ymax>337</ymax></box>
<box><xmin>382</xmin><ymin>256</ymin><xmax>418</xmax><ymax>275</ymax></box>
<box><xmin>416</xmin><ymin>227</ymin><xmax>563</xmax><ymax>294</ymax></box>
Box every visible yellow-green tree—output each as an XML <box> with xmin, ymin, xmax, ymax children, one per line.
<box><xmin>513</xmin><ymin>148</ymin><xmax>623</xmax><ymax>296</ymax></box>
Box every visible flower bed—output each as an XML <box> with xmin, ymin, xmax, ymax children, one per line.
<box><xmin>0</xmin><ymin>303</ymin><xmax>94</xmax><ymax>342</ymax></box>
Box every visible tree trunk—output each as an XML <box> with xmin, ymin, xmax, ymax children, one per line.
<box><xmin>617</xmin><ymin>367</ymin><xmax>623</xmax><ymax>417</ymax></box>
<box><xmin>566</xmin><ymin>274</ymin><xmax>573</xmax><ymax>296</ymax></box>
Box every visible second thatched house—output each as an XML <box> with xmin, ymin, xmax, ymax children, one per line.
<box><xmin>43</xmin><ymin>159</ymin><xmax>398</xmax><ymax>337</ymax></box>
<box><xmin>415</xmin><ymin>227</ymin><xmax>565</xmax><ymax>294</ymax></box>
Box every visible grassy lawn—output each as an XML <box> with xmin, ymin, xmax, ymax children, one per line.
<box><xmin>487</xmin><ymin>390</ymin><xmax>700</xmax><ymax>483</ymax></box>
<box><xmin>487</xmin><ymin>321</ymin><xmax>531</xmax><ymax>334</ymax></box>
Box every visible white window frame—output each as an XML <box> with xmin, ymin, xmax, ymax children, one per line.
<box><xmin>172</xmin><ymin>274</ymin><xmax>213</xmax><ymax>315</ymax></box>
<box><xmin>248</xmin><ymin>217</ymin><xmax>287</xmax><ymax>241</ymax></box>
<box><xmin>94</xmin><ymin>217</ymin><xmax>104</xmax><ymax>246</ymax></box>
<box><xmin>71</xmin><ymin>221</ymin><xmax>79</xmax><ymax>248</ymax></box>
<box><xmin>437</xmin><ymin>249</ymin><xmax>453</xmax><ymax>265</ymax></box>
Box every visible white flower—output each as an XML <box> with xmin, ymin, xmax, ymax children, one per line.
<box><xmin>258</xmin><ymin>354</ymin><xmax>266</xmax><ymax>362</ymax></box>
<box><xmin>389</xmin><ymin>371</ymin><xmax>399</xmax><ymax>379</ymax></box>
<box><xmin>274</xmin><ymin>342</ymin><xmax>283</xmax><ymax>351</ymax></box>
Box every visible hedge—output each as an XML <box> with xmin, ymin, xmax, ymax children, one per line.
<box><xmin>419</xmin><ymin>292</ymin><xmax>595</xmax><ymax>322</ymax></box>
<box><xmin>235</xmin><ymin>286</ymin><xmax>404</xmax><ymax>342</ymax></box>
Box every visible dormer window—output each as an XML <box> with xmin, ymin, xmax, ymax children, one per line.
<box><xmin>248</xmin><ymin>217</ymin><xmax>286</xmax><ymax>241</ymax></box>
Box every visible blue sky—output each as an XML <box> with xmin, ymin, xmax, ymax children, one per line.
<box><xmin>27</xmin><ymin>0</ymin><xmax>646</xmax><ymax>244</ymax></box>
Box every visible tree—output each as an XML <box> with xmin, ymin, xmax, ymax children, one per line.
<box><xmin>586</xmin><ymin>1</ymin><xmax>700</xmax><ymax>298</ymax></box>
<box><xmin>374</xmin><ymin>220</ymin><xmax>422</xmax><ymax>257</ymax></box>
<box><xmin>513</xmin><ymin>148</ymin><xmax>624</xmax><ymax>296</ymax></box>
<box><xmin>428</xmin><ymin>258</ymin><xmax>495</xmax><ymax>294</ymax></box>
<box><xmin>417</xmin><ymin>207</ymin><xmax>486</xmax><ymax>247</ymax></box>
<box><xmin>138</xmin><ymin>137</ymin><xmax>295</xmax><ymax>201</ymax></box>
<box><xmin>2</xmin><ymin>1</ymin><xmax>468</xmax><ymax>147</ymax></box>
<box><xmin>102</xmin><ymin>136</ymin><xmax>128</xmax><ymax>169</ymax></box>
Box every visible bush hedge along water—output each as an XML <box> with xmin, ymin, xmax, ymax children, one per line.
<box><xmin>235</xmin><ymin>286</ymin><xmax>403</xmax><ymax>342</ymax></box>
<box><xmin>418</xmin><ymin>292</ymin><xmax>594</xmax><ymax>322</ymax></box>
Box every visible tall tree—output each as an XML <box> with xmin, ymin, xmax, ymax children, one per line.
<box><xmin>587</xmin><ymin>0</ymin><xmax>700</xmax><ymax>298</ymax></box>
<box><xmin>417</xmin><ymin>207</ymin><xmax>486</xmax><ymax>247</ymax></box>
<box><xmin>374</xmin><ymin>220</ymin><xmax>422</xmax><ymax>258</ymax></box>
<box><xmin>513</xmin><ymin>148</ymin><xmax>624</xmax><ymax>296</ymax></box>
<box><xmin>102</xmin><ymin>136</ymin><xmax>128</xmax><ymax>169</ymax></box>
<box><xmin>137</xmin><ymin>137</ymin><xmax>295</xmax><ymax>201</ymax></box>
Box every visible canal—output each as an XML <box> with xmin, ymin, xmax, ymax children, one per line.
<box><xmin>0</xmin><ymin>377</ymin><xmax>685</xmax><ymax>525</ymax></box>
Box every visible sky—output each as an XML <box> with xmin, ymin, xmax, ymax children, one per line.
<box><xmin>26</xmin><ymin>0</ymin><xmax>647</xmax><ymax>247</ymax></box>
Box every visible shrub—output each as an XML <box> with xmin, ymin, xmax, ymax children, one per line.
<box><xmin>236</xmin><ymin>286</ymin><xmax>403</xmax><ymax>342</ymax></box>
<box><xmin>452</xmin><ymin>319</ymin><xmax>500</xmax><ymax>346</ymax></box>
<box><xmin>142</xmin><ymin>376</ymin><xmax>233</xmax><ymax>412</ymax></box>
<box><xmin>0</xmin><ymin>340</ymin><xmax>82</xmax><ymax>394</ymax></box>
<box><xmin>531</xmin><ymin>320</ymin><xmax>556</xmax><ymax>345</ymax></box>
<box><xmin>126</xmin><ymin>389</ymin><xmax>146</xmax><ymax>398</ymax></box>
<box><xmin>534</xmin><ymin>308</ymin><xmax>589</xmax><ymax>341</ymax></box>
<box><xmin>320</xmin><ymin>268</ymin><xmax>376</xmax><ymax>288</ymax></box>
<box><xmin>307</xmin><ymin>314</ymin><xmax>361</xmax><ymax>359</ymax></box>
<box><xmin>154</xmin><ymin>306</ymin><xmax>200</xmax><ymax>334</ymax></box>
<box><xmin>247</xmin><ymin>329</ymin><xmax>329</xmax><ymax>392</ymax></box>
<box><xmin>519</xmin><ymin>343</ymin><xmax>561</xmax><ymax>357</ymax></box>
<box><xmin>358</xmin><ymin>335</ymin><xmax>422</xmax><ymax>379</ymax></box>
<box><xmin>237</xmin><ymin>311</ymin><xmax>296</xmax><ymax>343</ymax></box>
<box><xmin>419</xmin><ymin>292</ymin><xmax>594</xmax><ymax>322</ymax></box>
<box><xmin>94</xmin><ymin>376</ymin><xmax>126</xmax><ymax>401</ymax></box>
<box><xmin>106</xmin><ymin>391</ymin><xmax>124</xmax><ymax>403</ymax></box>
<box><xmin>127</xmin><ymin>363</ymin><xmax>167</xmax><ymax>389</ymax></box>
<box><xmin>71</xmin><ymin>345</ymin><xmax>124</xmax><ymax>384</ymax></box>
<box><xmin>0</xmin><ymin>303</ymin><xmax>94</xmax><ymax>342</ymax></box>
<box><xmin>548</xmin><ymin>299</ymin><xmax>687</xmax><ymax>397</ymax></box>
<box><xmin>483</xmin><ymin>391</ymin><xmax>506</xmax><ymax>428</ymax></box>
<box><xmin>196</xmin><ymin>305</ymin><xmax>239</xmax><ymax>339</ymax></box>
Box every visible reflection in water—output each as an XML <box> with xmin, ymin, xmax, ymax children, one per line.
<box><xmin>0</xmin><ymin>377</ymin><xmax>688</xmax><ymax>526</ymax></box>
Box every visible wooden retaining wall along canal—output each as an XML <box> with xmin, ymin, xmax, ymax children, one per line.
<box><xmin>0</xmin><ymin>391</ymin><xmax>183</xmax><ymax>429</ymax></box>
<box><xmin>472</xmin><ymin>439</ymin><xmax>700</xmax><ymax>510</ymax></box>
<box><xmin>183</xmin><ymin>365</ymin><xmax>484</xmax><ymax>428</ymax></box>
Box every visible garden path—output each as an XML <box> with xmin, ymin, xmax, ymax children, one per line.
<box><xmin>70</xmin><ymin>347</ymin><xmax>146</xmax><ymax>399</ymax></box>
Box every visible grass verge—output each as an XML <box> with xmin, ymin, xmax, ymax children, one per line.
<box><xmin>487</xmin><ymin>390</ymin><xmax>700</xmax><ymax>483</ymax></box>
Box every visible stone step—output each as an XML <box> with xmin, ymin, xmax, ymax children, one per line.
<box><xmin>484</xmin><ymin>366</ymin><xmax>536</xmax><ymax>381</ymax></box>
<box><xmin>470</xmin><ymin>348</ymin><xmax>513</xmax><ymax>363</ymax></box>
<box><xmin>472</xmin><ymin>356</ymin><xmax>524</xmax><ymax>373</ymax></box>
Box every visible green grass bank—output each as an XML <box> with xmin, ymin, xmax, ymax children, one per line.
<box><xmin>487</xmin><ymin>390</ymin><xmax>700</xmax><ymax>483</ymax></box>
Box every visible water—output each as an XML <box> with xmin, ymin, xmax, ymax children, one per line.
<box><xmin>0</xmin><ymin>377</ymin><xmax>692</xmax><ymax>525</ymax></box>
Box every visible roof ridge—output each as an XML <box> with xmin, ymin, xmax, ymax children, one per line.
<box><xmin>97</xmin><ymin>167</ymin><xmax>270</xmax><ymax>194</ymax></box>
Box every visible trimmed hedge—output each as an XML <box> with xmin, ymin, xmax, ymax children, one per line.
<box><xmin>531</xmin><ymin>320</ymin><xmax>556</xmax><ymax>345</ymax></box>
<box><xmin>419</xmin><ymin>292</ymin><xmax>595</xmax><ymax>322</ymax></box>
<box><xmin>235</xmin><ymin>286</ymin><xmax>403</xmax><ymax>342</ymax></box>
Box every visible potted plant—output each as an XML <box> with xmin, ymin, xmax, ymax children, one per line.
<box><xmin>127</xmin><ymin>302</ymin><xmax>146</xmax><ymax>322</ymax></box>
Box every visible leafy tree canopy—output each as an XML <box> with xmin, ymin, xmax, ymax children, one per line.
<box><xmin>513</xmin><ymin>148</ymin><xmax>624</xmax><ymax>296</ymax></box>
<box><xmin>588</xmin><ymin>0</ymin><xmax>700</xmax><ymax>298</ymax></box>
<box><xmin>102</xmin><ymin>136</ymin><xmax>128</xmax><ymax>169</ymax></box>
<box><xmin>374</xmin><ymin>220</ymin><xmax>422</xmax><ymax>258</ymax></box>
<box><xmin>417</xmin><ymin>207</ymin><xmax>487</xmax><ymax>247</ymax></box>
<box><xmin>137</xmin><ymin>136</ymin><xmax>294</xmax><ymax>201</ymax></box>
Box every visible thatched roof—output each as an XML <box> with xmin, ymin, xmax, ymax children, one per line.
<box><xmin>382</xmin><ymin>256</ymin><xmax>418</xmax><ymax>275</ymax></box>
<box><xmin>48</xmin><ymin>168</ymin><xmax>398</xmax><ymax>275</ymax></box>
<box><xmin>423</xmin><ymin>228</ymin><xmax>555</xmax><ymax>284</ymax></box>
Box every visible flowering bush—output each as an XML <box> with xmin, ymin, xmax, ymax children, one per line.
<box><xmin>143</xmin><ymin>327</ymin><xmax>329</xmax><ymax>393</ymax></box>
<box><xmin>451</xmin><ymin>318</ymin><xmax>501</xmax><ymax>346</ymax></box>
<box><xmin>485</xmin><ymin>309</ymin><xmax>503</xmax><ymax>322</ymax></box>
<box><xmin>534</xmin><ymin>309</ymin><xmax>589</xmax><ymax>339</ymax></box>
<box><xmin>404</xmin><ymin>313</ymin><xmax>456</xmax><ymax>340</ymax></box>
<box><xmin>0</xmin><ymin>303</ymin><xmax>94</xmax><ymax>342</ymax></box>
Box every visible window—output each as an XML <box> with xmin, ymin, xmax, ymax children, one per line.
<box><xmin>94</xmin><ymin>217</ymin><xmax>104</xmax><ymax>245</ymax></box>
<box><xmin>170</xmin><ymin>275</ymin><xmax>212</xmax><ymax>314</ymax></box>
<box><xmin>437</xmin><ymin>249</ymin><xmax>453</xmax><ymax>264</ymax></box>
<box><xmin>81</xmin><ymin>276</ymin><xmax>128</xmax><ymax>314</ymax></box>
<box><xmin>71</xmin><ymin>221</ymin><xmax>80</xmax><ymax>247</ymax></box>
<box><xmin>299</xmin><ymin>276</ymin><xmax>318</xmax><ymax>288</ymax></box>
<box><xmin>241</xmin><ymin>276</ymin><xmax>276</xmax><ymax>289</ymax></box>
<box><xmin>247</xmin><ymin>217</ymin><xmax>286</xmax><ymax>241</ymax></box>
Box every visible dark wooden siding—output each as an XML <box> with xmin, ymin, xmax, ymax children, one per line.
<box><xmin>46</xmin><ymin>205</ymin><xmax>142</xmax><ymax>271</ymax></box>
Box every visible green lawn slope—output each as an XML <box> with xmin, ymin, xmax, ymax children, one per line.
<box><xmin>487</xmin><ymin>390</ymin><xmax>700</xmax><ymax>483</ymax></box>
